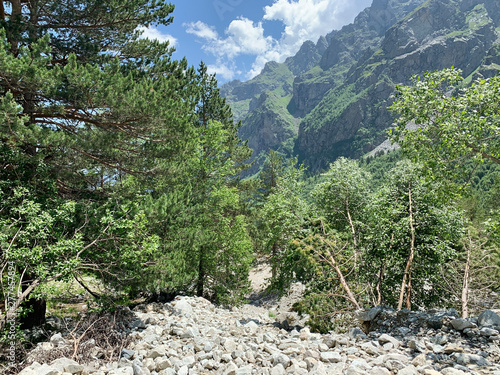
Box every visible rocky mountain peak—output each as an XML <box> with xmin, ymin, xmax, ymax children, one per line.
<box><xmin>222</xmin><ymin>0</ymin><xmax>500</xmax><ymax>174</ymax></box>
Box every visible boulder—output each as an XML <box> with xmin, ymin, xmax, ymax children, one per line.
<box><xmin>478</xmin><ymin>310</ymin><xmax>500</xmax><ymax>329</ymax></box>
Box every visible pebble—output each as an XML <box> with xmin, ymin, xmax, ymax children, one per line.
<box><xmin>15</xmin><ymin>298</ymin><xmax>500</xmax><ymax>375</ymax></box>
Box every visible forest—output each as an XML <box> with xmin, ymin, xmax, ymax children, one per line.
<box><xmin>0</xmin><ymin>0</ymin><xmax>499</xmax><ymax>359</ymax></box>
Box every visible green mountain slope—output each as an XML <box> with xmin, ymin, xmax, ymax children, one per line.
<box><xmin>221</xmin><ymin>0</ymin><xmax>500</xmax><ymax>173</ymax></box>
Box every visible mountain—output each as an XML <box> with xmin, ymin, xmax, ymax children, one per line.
<box><xmin>221</xmin><ymin>0</ymin><xmax>500</xmax><ymax>174</ymax></box>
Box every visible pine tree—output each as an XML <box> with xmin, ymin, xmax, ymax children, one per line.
<box><xmin>0</xmin><ymin>1</ymin><xmax>202</xmax><ymax>328</ymax></box>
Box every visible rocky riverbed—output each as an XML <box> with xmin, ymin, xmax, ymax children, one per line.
<box><xmin>17</xmin><ymin>294</ymin><xmax>500</xmax><ymax>375</ymax></box>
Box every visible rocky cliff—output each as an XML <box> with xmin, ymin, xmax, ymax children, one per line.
<box><xmin>221</xmin><ymin>0</ymin><xmax>500</xmax><ymax>173</ymax></box>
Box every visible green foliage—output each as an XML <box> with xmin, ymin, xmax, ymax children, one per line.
<box><xmin>0</xmin><ymin>1</ymin><xmax>254</xmax><ymax>337</ymax></box>
<box><xmin>260</xmin><ymin>156</ymin><xmax>308</xmax><ymax>285</ymax></box>
<box><xmin>312</xmin><ymin>157</ymin><xmax>371</xmax><ymax>234</ymax></box>
<box><xmin>390</xmin><ymin>68</ymin><xmax>500</xmax><ymax>181</ymax></box>
<box><xmin>364</xmin><ymin>161</ymin><xmax>465</xmax><ymax>308</ymax></box>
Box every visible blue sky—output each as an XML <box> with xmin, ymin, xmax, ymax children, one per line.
<box><xmin>138</xmin><ymin>0</ymin><xmax>372</xmax><ymax>83</ymax></box>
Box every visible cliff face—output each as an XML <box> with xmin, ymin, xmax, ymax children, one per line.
<box><xmin>222</xmin><ymin>0</ymin><xmax>500</xmax><ymax>173</ymax></box>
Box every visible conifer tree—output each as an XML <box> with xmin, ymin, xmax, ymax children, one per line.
<box><xmin>0</xmin><ymin>1</ymin><xmax>233</xmax><ymax>327</ymax></box>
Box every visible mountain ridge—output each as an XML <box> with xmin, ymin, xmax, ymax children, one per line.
<box><xmin>221</xmin><ymin>0</ymin><xmax>500</xmax><ymax>174</ymax></box>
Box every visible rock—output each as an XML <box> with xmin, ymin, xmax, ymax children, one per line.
<box><xmin>320</xmin><ymin>351</ymin><xmax>342</xmax><ymax>363</ymax></box>
<box><xmin>349</xmin><ymin>327</ymin><xmax>367</xmax><ymax>340</ymax></box>
<box><xmin>132</xmin><ymin>361</ymin><xmax>149</xmax><ymax>375</ymax></box>
<box><xmin>121</xmin><ymin>349</ymin><xmax>136</xmax><ymax>360</ymax></box>
<box><xmin>272</xmin><ymin>352</ymin><xmax>290</xmax><ymax>367</ymax></box>
<box><xmin>50</xmin><ymin>333</ymin><xmax>66</xmax><ymax>347</ymax></box>
<box><xmin>424</xmin><ymin>369</ymin><xmax>442</xmax><ymax>375</ymax></box>
<box><xmin>270</xmin><ymin>364</ymin><xmax>286</xmax><ymax>375</ymax></box>
<box><xmin>443</xmin><ymin>344</ymin><xmax>464</xmax><ymax>354</ymax></box>
<box><xmin>410</xmin><ymin>354</ymin><xmax>427</xmax><ymax>367</ymax></box>
<box><xmin>360</xmin><ymin>341</ymin><xmax>381</xmax><ymax>355</ymax></box>
<box><xmin>450</xmin><ymin>318</ymin><xmax>476</xmax><ymax>331</ymax></box>
<box><xmin>173</xmin><ymin>297</ymin><xmax>193</xmax><ymax>315</ymax></box>
<box><xmin>131</xmin><ymin>319</ymin><xmax>146</xmax><ymax>330</ymax></box>
<box><xmin>478</xmin><ymin>310</ymin><xmax>500</xmax><ymax>329</ymax></box>
<box><xmin>146</xmin><ymin>347</ymin><xmax>165</xmax><ymax>359</ymax></box>
<box><xmin>299</xmin><ymin>327</ymin><xmax>311</xmax><ymax>340</ymax></box>
<box><xmin>378</xmin><ymin>334</ymin><xmax>400</xmax><ymax>348</ymax></box>
<box><xmin>398</xmin><ymin>365</ymin><xmax>418</xmax><ymax>375</ymax></box>
<box><xmin>235</xmin><ymin>365</ymin><xmax>253</xmax><ymax>375</ymax></box>
<box><xmin>224</xmin><ymin>338</ymin><xmax>238</xmax><ymax>352</ymax></box>
<box><xmin>423</xmin><ymin>370</ymin><xmax>442</xmax><ymax>375</ymax></box>
<box><xmin>108</xmin><ymin>368</ymin><xmax>134</xmax><ymax>375</ymax></box>
<box><xmin>441</xmin><ymin>368</ymin><xmax>467</xmax><ymax>375</ymax></box>
<box><xmin>244</xmin><ymin>320</ymin><xmax>259</xmax><ymax>330</ymax></box>
<box><xmin>50</xmin><ymin>358</ymin><xmax>84</xmax><ymax>374</ymax></box>
<box><xmin>453</xmin><ymin>352</ymin><xmax>491</xmax><ymax>366</ymax></box>
<box><xmin>19</xmin><ymin>295</ymin><xmax>500</xmax><ymax>375</ymax></box>
<box><xmin>370</xmin><ymin>367</ymin><xmax>391</xmax><ymax>375</ymax></box>
<box><xmin>357</xmin><ymin>306</ymin><xmax>383</xmax><ymax>322</ymax></box>
<box><xmin>181</xmin><ymin>326</ymin><xmax>199</xmax><ymax>339</ymax></box>
<box><xmin>480</xmin><ymin>327</ymin><xmax>499</xmax><ymax>336</ymax></box>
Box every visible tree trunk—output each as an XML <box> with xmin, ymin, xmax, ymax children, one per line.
<box><xmin>196</xmin><ymin>250</ymin><xmax>205</xmax><ymax>297</ymax></box>
<box><xmin>20</xmin><ymin>273</ymin><xmax>46</xmax><ymax>329</ymax></box>
<box><xmin>0</xmin><ymin>274</ymin><xmax>41</xmax><ymax>332</ymax></box>
<box><xmin>398</xmin><ymin>184</ymin><xmax>415</xmax><ymax>310</ymax></box>
<box><xmin>376</xmin><ymin>260</ymin><xmax>386</xmax><ymax>306</ymax></box>
<box><xmin>322</xmin><ymin>239</ymin><xmax>361</xmax><ymax>310</ymax></box>
<box><xmin>461</xmin><ymin>233</ymin><xmax>472</xmax><ymax>318</ymax></box>
<box><xmin>405</xmin><ymin>270</ymin><xmax>412</xmax><ymax>310</ymax></box>
<box><xmin>346</xmin><ymin>206</ymin><xmax>358</xmax><ymax>269</ymax></box>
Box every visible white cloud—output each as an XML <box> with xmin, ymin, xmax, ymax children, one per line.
<box><xmin>137</xmin><ymin>26</ymin><xmax>177</xmax><ymax>46</ymax></box>
<box><xmin>207</xmin><ymin>62</ymin><xmax>241</xmax><ymax>81</ymax></box>
<box><xmin>261</xmin><ymin>0</ymin><xmax>372</xmax><ymax>66</ymax></box>
<box><xmin>184</xmin><ymin>21</ymin><xmax>218</xmax><ymax>41</ymax></box>
<box><xmin>186</xmin><ymin>18</ymin><xmax>273</xmax><ymax>59</ymax></box>
<box><xmin>187</xmin><ymin>0</ymin><xmax>372</xmax><ymax>80</ymax></box>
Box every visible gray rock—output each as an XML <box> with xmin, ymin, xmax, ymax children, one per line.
<box><xmin>378</xmin><ymin>334</ymin><xmax>400</xmax><ymax>348</ymax></box>
<box><xmin>370</xmin><ymin>367</ymin><xmax>391</xmax><ymax>375</ymax></box>
<box><xmin>132</xmin><ymin>361</ymin><xmax>148</xmax><ymax>375</ymax></box>
<box><xmin>50</xmin><ymin>358</ymin><xmax>84</xmax><ymax>374</ymax></box>
<box><xmin>453</xmin><ymin>352</ymin><xmax>491</xmax><ymax>366</ymax></box>
<box><xmin>450</xmin><ymin>318</ymin><xmax>476</xmax><ymax>331</ymax></box>
<box><xmin>480</xmin><ymin>327</ymin><xmax>499</xmax><ymax>336</ymax></box>
<box><xmin>410</xmin><ymin>353</ymin><xmax>427</xmax><ymax>367</ymax></box>
<box><xmin>357</xmin><ymin>306</ymin><xmax>383</xmax><ymax>322</ymax></box>
<box><xmin>121</xmin><ymin>349</ymin><xmax>136</xmax><ymax>360</ymax></box>
<box><xmin>320</xmin><ymin>351</ymin><xmax>342</xmax><ymax>363</ymax></box>
<box><xmin>270</xmin><ymin>364</ymin><xmax>286</xmax><ymax>375</ymax></box>
<box><xmin>272</xmin><ymin>352</ymin><xmax>290</xmax><ymax>367</ymax></box>
<box><xmin>349</xmin><ymin>327</ymin><xmax>367</xmax><ymax>340</ymax></box>
<box><xmin>173</xmin><ymin>298</ymin><xmax>193</xmax><ymax>315</ymax></box>
<box><xmin>478</xmin><ymin>310</ymin><xmax>500</xmax><ymax>329</ymax></box>
<box><xmin>109</xmin><ymin>368</ymin><xmax>134</xmax><ymax>375</ymax></box>
<box><xmin>441</xmin><ymin>368</ymin><xmax>467</xmax><ymax>375</ymax></box>
<box><xmin>50</xmin><ymin>333</ymin><xmax>66</xmax><ymax>347</ymax></box>
<box><xmin>131</xmin><ymin>319</ymin><xmax>147</xmax><ymax>330</ymax></box>
<box><xmin>398</xmin><ymin>364</ymin><xmax>418</xmax><ymax>375</ymax></box>
<box><xmin>235</xmin><ymin>365</ymin><xmax>253</xmax><ymax>375</ymax></box>
<box><xmin>181</xmin><ymin>326</ymin><xmax>200</xmax><ymax>339</ymax></box>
